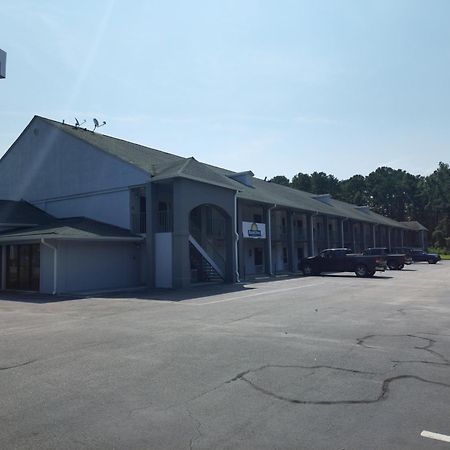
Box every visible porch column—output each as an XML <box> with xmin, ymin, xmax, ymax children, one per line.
<box><xmin>388</xmin><ymin>228</ymin><xmax>392</xmax><ymax>249</ymax></box>
<box><xmin>172</xmin><ymin>180</ymin><xmax>191</xmax><ymax>288</ymax></box>
<box><xmin>236</xmin><ymin>200</ymin><xmax>245</xmax><ymax>281</ymax></box>
<box><xmin>340</xmin><ymin>219</ymin><xmax>345</xmax><ymax>247</ymax></box>
<box><xmin>145</xmin><ymin>182</ymin><xmax>155</xmax><ymax>288</ymax></box>
<box><xmin>324</xmin><ymin>216</ymin><xmax>330</xmax><ymax>248</ymax></box>
<box><xmin>287</xmin><ymin>210</ymin><xmax>296</xmax><ymax>272</ymax></box>
<box><xmin>1</xmin><ymin>245</ymin><xmax>6</xmax><ymax>290</ymax></box>
<box><xmin>265</xmin><ymin>206</ymin><xmax>274</xmax><ymax>275</ymax></box>
<box><xmin>307</xmin><ymin>214</ymin><xmax>314</xmax><ymax>256</ymax></box>
<box><xmin>372</xmin><ymin>224</ymin><xmax>377</xmax><ymax>247</ymax></box>
<box><xmin>352</xmin><ymin>221</ymin><xmax>356</xmax><ymax>251</ymax></box>
<box><xmin>400</xmin><ymin>229</ymin><xmax>404</xmax><ymax>247</ymax></box>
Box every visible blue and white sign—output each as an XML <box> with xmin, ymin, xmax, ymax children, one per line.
<box><xmin>242</xmin><ymin>221</ymin><xmax>266</xmax><ymax>239</ymax></box>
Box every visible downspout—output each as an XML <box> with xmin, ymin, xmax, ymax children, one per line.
<box><xmin>41</xmin><ymin>239</ymin><xmax>57</xmax><ymax>295</ymax></box>
<box><xmin>234</xmin><ymin>191</ymin><xmax>240</xmax><ymax>283</ymax></box>
<box><xmin>267</xmin><ymin>204</ymin><xmax>276</xmax><ymax>275</ymax></box>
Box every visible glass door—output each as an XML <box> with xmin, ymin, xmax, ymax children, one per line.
<box><xmin>6</xmin><ymin>244</ymin><xmax>40</xmax><ymax>291</ymax></box>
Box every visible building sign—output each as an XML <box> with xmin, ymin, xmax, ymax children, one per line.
<box><xmin>242</xmin><ymin>222</ymin><xmax>266</xmax><ymax>239</ymax></box>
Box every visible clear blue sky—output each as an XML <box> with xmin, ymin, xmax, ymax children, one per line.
<box><xmin>1</xmin><ymin>0</ymin><xmax>449</xmax><ymax>180</ymax></box>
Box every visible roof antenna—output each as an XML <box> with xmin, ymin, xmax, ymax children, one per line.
<box><xmin>92</xmin><ymin>118</ymin><xmax>106</xmax><ymax>132</ymax></box>
<box><xmin>74</xmin><ymin>117</ymin><xmax>86</xmax><ymax>128</ymax></box>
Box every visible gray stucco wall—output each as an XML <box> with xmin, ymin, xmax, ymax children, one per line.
<box><xmin>52</xmin><ymin>240</ymin><xmax>142</xmax><ymax>293</ymax></box>
<box><xmin>40</xmin><ymin>242</ymin><xmax>55</xmax><ymax>294</ymax></box>
<box><xmin>172</xmin><ymin>178</ymin><xmax>237</xmax><ymax>288</ymax></box>
<box><xmin>38</xmin><ymin>190</ymin><xmax>132</xmax><ymax>229</ymax></box>
<box><xmin>0</xmin><ymin>118</ymin><xmax>149</xmax><ymax>228</ymax></box>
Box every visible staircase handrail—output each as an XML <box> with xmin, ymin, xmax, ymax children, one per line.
<box><xmin>189</xmin><ymin>235</ymin><xmax>224</xmax><ymax>279</ymax></box>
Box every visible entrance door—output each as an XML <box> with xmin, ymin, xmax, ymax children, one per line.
<box><xmin>254</xmin><ymin>247</ymin><xmax>263</xmax><ymax>274</ymax></box>
<box><xmin>6</xmin><ymin>244</ymin><xmax>40</xmax><ymax>291</ymax></box>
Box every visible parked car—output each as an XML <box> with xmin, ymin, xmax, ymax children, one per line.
<box><xmin>362</xmin><ymin>247</ymin><xmax>410</xmax><ymax>270</ymax></box>
<box><xmin>410</xmin><ymin>249</ymin><xmax>441</xmax><ymax>264</ymax></box>
<box><xmin>300</xmin><ymin>248</ymin><xmax>387</xmax><ymax>277</ymax></box>
<box><xmin>391</xmin><ymin>247</ymin><xmax>441</xmax><ymax>264</ymax></box>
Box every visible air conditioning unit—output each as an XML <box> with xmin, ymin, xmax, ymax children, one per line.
<box><xmin>0</xmin><ymin>49</ymin><xmax>6</xmax><ymax>79</ymax></box>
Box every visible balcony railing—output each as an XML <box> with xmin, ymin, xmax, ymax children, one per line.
<box><xmin>130</xmin><ymin>210</ymin><xmax>173</xmax><ymax>234</ymax></box>
<box><xmin>131</xmin><ymin>213</ymin><xmax>147</xmax><ymax>234</ymax></box>
<box><xmin>156</xmin><ymin>210</ymin><xmax>173</xmax><ymax>232</ymax></box>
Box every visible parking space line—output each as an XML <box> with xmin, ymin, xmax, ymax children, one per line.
<box><xmin>185</xmin><ymin>281</ymin><xmax>329</xmax><ymax>306</ymax></box>
<box><xmin>421</xmin><ymin>430</ymin><xmax>450</xmax><ymax>443</ymax></box>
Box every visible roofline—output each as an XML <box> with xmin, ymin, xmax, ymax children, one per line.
<box><xmin>152</xmin><ymin>172</ymin><xmax>239</xmax><ymax>191</ymax></box>
<box><xmin>0</xmin><ymin>223</ymin><xmax>39</xmax><ymax>227</ymax></box>
<box><xmin>0</xmin><ymin>235</ymin><xmax>144</xmax><ymax>243</ymax></box>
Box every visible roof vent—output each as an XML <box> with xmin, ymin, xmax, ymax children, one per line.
<box><xmin>313</xmin><ymin>194</ymin><xmax>332</xmax><ymax>205</ymax></box>
<box><xmin>355</xmin><ymin>205</ymin><xmax>370</xmax><ymax>214</ymax></box>
<box><xmin>227</xmin><ymin>170</ymin><xmax>254</xmax><ymax>187</ymax></box>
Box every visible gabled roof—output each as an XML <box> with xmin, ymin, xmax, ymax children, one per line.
<box><xmin>0</xmin><ymin>200</ymin><xmax>54</xmax><ymax>226</ymax></box>
<box><xmin>27</xmin><ymin>116</ymin><xmax>419</xmax><ymax>230</ymax></box>
<box><xmin>0</xmin><ymin>217</ymin><xmax>143</xmax><ymax>242</ymax></box>
<box><xmin>35</xmin><ymin>116</ymin><xmax>183</xmax><ymax>176</ymax></box>
<box><xmin>151</xmin><ymin>157</ymin><xmax>237</xmax><ymax>190</ymax></box>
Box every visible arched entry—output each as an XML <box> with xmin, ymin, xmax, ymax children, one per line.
<box><xmin>189</xmin><ymin>204</ymin><xmax>231</xmax><ymax>283</ymax></box>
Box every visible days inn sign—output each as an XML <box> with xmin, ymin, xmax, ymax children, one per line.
<box><xmin>242</xmin><ymin>221</ymin><xmax>266</xmax><ymax>239</ymax></box>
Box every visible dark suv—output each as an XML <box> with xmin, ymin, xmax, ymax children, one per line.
<box><xmin>391</xmin><ymin>247</ymin><xmax>441</xmax><ymax>264</ymax></box>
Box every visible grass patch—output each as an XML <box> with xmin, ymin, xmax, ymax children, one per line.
<box><xmin>428</xmin><ymin>247</ymin><xmax>450</xmax><ymax>260</ymax></box>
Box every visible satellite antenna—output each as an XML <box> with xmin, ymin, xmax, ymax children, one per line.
<box><xmin>92</xmin><ymin>118</ymin><xmax>106</xmax><ymax>132</ymax></box>
<box><xmin>74</xmin><ymin>117</ymin><xmax>86</xmax><ymax>128</ymax></box>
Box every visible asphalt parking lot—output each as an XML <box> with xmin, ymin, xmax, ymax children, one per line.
<box><xmin>1</xmin><ymin>262</ymin><xmax>450</xmax><ymax>450</ymax></box>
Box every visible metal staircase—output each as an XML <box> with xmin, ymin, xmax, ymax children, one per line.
<box><xmin>189</xmin><ymin>240</ymin><xmax>223</xmax><ymax>283</ymax></box>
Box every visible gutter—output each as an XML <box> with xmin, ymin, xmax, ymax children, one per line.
<box><xmin>234</xmin><ymin>191</ymin><xmax>240</xmax><ymax>283</ymax></box>
<box><xmin>41</xmin><ymin>238</ymin><xmax>57</xmax><ymax>295</ymax></box>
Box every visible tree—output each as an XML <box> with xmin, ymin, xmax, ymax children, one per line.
<box><xmin>270</xmin><ymin>175</ymin><xmax>290</xmax><ymax>187</ymax></box>
<box><xmin>291</xmin><ymin>173</ymin><xmax>311</xmax><ymax>192</ymax></box>
<box><xmin>338</xmin><ymin>175</ymin><xmax>368</xmax><ymax>205</ymax></box>
<box><xmin>432</xmin><ymin>229</ymin><xmax>446</xmax><ymax>248</ymax></box>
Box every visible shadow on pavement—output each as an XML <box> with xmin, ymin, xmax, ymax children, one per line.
<box><xmin>317</xmin><ymin>273</ymin><xmax>394</xmax><ymax>279</ymax></box>
<box><xmin>0</xmin><ymin>283</ymin><xmax>255</xmax><ymax>304</ymax></box>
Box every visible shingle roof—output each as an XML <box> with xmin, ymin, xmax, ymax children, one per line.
<box><xmin>32</xmin><ymin>116</ymin><xmax>417</xmax><ymax>230</ymax></box>
<box><xmin>0</xmin><ymin>200</ymin><xmax>54</xmax><ymax>225</ymax></box>
<box><xmin>400</xmin><ymin>221</ymin><xmax>428</xmax><ymax>231</ymax></box>
<box><xmin>151</xmin><ymin>157</ymin><xmax>237</xmax><ymax>190</ymax></box>
<box><xmin>0</xmin><ymin>217</ymin><xmax>143</xmax><ymax>242</ymax></box>
<box><xmin>36</xmin><ymin>116</ymin><xmax>183</xmax><ymax>175</ymax></box>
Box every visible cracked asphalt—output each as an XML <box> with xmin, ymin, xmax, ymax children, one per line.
<box><xmin>1</xmin><ymin>262</ymin><xmax>450</xmax><ymax>449</ymax></box>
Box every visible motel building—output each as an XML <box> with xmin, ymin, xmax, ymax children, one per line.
<box><xmin>0</xmin><ymin>116</ymin><xmax>428</xmax><ymax>294</ymax></box>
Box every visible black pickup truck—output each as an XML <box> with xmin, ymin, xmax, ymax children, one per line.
<box><xmin>362</xmin><ymin>247</ymin><xmax>409</xmax><ymax>270</ymax></box>
<box><xmin>300</xmin><ymin>248</ymin><xmax>387</xmax><ymax>277</ymax></box>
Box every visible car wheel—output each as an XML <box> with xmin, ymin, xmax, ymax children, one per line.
<box><xmin>388</xmin><ymin>262</ymin><xmax>396</xmax><ymax>270</ymax></box>
<box><xmin>355</xmin><ymin>264</ymin><xmax>368</xmax><ymax>277</ymax></box>
<box><xmin>429</xmin><ymin>259</ymin><xmax>437</xmax><ymax>264</ymax></box>
<box><xmin>303</xmin><ymin>264</ymin><xmax>314</xmax><ymax>276</ymax></box>
<box><xmin>368</xmin><ymin>270</ymin><xmax>376</xmax><ymax>277</ymax></box>
<box><xmin>397</xmin><ymin>264</ymin><xmax>404</xmax><ymax>270</ymax></box>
